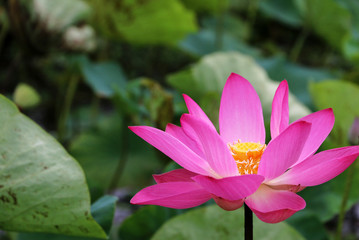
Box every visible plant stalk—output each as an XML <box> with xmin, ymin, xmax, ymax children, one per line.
<box><xmin>108</xmin><ymin>117</ymin><xmax>130</xmax><ymax>191</ymax></box>
<box><xmin>57</xmin><ymin>75</ymin><xmax>80</xmax><ymax>144</ymax></box>
<box><xmin>290</xmin><ymin>26</ymin><xmax>309</xmax><ymax>62</ymax></box>
<box><xmin>335</xmin><ymin>159</ymin><xmax>357</xmax><ymax>240</ymax></box>
<box><xmin>246</xmin><ymin>0</ymin><xmax>259</xmax><ymax>39</ymax></box>
<box><xmin>245</xmin><ymin>204</ymin><xmax>253</xmax><ymax>240</ymax></box>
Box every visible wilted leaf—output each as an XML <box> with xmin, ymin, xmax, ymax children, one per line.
<box><xmin>0</xmin><ymin>95</ymin><xmax>106</xmax><ymax>238</ymax></box>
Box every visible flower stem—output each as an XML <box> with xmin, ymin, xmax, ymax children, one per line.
<box><xmin>108</xmin><ymin>116</ymin><xmax>130</xmax><ymax>191</ymax></box>
<box><xmin>215</xmin><ymin>11</ymin><xmax>224</xmax><ymax>51</ymax></box>
<box><xmin>335</xmin><ymin>159</ymin><xmax>357</xmax><ymax>240</ymax></box>
<box><xmin>245</xmin><ymin>204</ymin><xmax>253</xmax><ymax>240</ymax></box>
<box><xmin>246</xmin><ymin>0</ymin><xmax>259</xmax><ymax>39</ymax></box>
<box><xmin>289</xmin><ymin>26</ymin><xmax>309</xmax><ymax>62</ymax></box>
<box><xmin>57</xmin><ymin>74</ymin><xmax>79</xmax><ymax>144</ymax></box>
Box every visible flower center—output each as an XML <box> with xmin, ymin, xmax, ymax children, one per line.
<box><xmin>229</xmin><ymin>141</ymin><xmax>266</xmax><ymax>175</ymax></box>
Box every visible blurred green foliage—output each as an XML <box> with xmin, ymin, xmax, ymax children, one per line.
<box><xmin>152</xmin><ymin>205</ymin><xmax>305</xmax><ymax>239</ymax></box>
<box><xmin>1</xmin><ymin>0</ymin><xmax>359</xmax><ymax>239</ymax></box>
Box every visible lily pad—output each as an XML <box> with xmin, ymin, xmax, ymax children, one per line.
<box><xmin>0</xmin><ymin>96</ymin><xmax>106</xmax><ymax>238</ymax></box>
<box><xmin>17</xmin><ymin>195</ymin><xmax>118</xmax><ymax>240</ymax></box>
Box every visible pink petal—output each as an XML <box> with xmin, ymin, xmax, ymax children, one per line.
<box><xmin>269</xmin><ymin>146</ymin><xmax>359</xmax><ymax>186</ymax></box>
<box><xmin>212</xmin><ymin>195</ymin><xmax>244</xmax><ymax>211</ymax></box>
<box><xmin>165</xmin><ymin>123</ymin><xmax>204</xmax><ymax>158</ymax></box>
<box><xmin>192</xmin><ymin>174</ymin><xmax>264</xmax><ymax>201</ymax></box>
<box><xmin>294</xmin><ymin>108</ymin><xmax>335</xmax><ymax>164</ymax></box>
<box><xmin>245</xmin><ymin>184</ymin><xmax>306</xmax><ymax>223</ymax></box>
<box><xmin>129</xmin><ymin>126</ymin><xmax>213</xmax><ymax>177</ymax></box>
<box><xmin>183</xmin><ymin>94</ymin><xmax>215</xmax><ymax>129</ymax></box>
<box><xmin>131</xmin><ymin>182</ymin><xmax>211</xmax><ymax>209</ymax></box>
<box><xmin>258</xmin><ymin>121</ymin><xmax>311</xmax><ymax>180</ymax></box>
<box><xmin>153</xmin><ymin>169</ymin><xmax>198</xmax><ymax>183</ymax></box>
<box><xmin>271</xmin><ymin>80</ymin><xmax>289</xmax><ymax>139</ymax></box>
<box><xmin>251</xmin><ymin>208</ymin><xmax>301</xmax><ymax>224</ymax></box>
<box><xmin>181</xmin><ymin>114</ymin><xmax>238</xmax><ymax>177</ymax></box>
<box><xmin>219</xmin><ymin>73</ymin><xmax>265</xmax><ymax>144</ymax></box>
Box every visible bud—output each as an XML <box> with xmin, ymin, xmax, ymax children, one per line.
<box><xmin>63</xmin><ymin>25</ymin><xmax>96</xmax><ymax>52</ymax></box>
<box><xmin>348</xmin><ymin>117</ymin><xmax>359</xmax><ymax>145</ymax></box>
<box><xmin>33</xmin><ymin>0</ymin><xmax>91</xmax><ymax>32</ymax></box>
<box><xmin>14</xmin><ymin>83</ymin><xmax>41</xmax><ymax>109</ymax></box>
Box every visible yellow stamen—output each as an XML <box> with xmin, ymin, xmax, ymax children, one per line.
<box><xmin>229</xmin><ymin>141</ymin><xmax>266</xmax><ymax>175</ymax></box>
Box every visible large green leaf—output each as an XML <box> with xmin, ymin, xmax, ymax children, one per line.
<box><xmin>167</xmin><ymin>52</ymin><xmax>310</xmax><ymax>125</ymax></box>
<box><xmin>88</xmin><ymin>0</ymin><xmax>197</xmax><ymax>45</ymax></box>
<box><xmin>152</xmin><ymin>205</ymin><xmax>305</xmax><ymax>240</ymax></box>
<box><xmin>17</xmin><ymin>195</ymin><xmax>118</xmax><ymax>240</ymax></box>
<box><xmin>0</xmin><ymin>96</ymin><xmax>106</xmax><ymax>238</ymax></box>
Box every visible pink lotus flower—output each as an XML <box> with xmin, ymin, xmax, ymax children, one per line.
<box><xmin>129</xmin><ymin>73</ymin><xmax>359</xmax><ymax>223</ymax></box>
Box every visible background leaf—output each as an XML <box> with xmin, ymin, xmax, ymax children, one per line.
<box><xmin>302</xmin><ymin>0</ymin><xmax>351</xmax><ymax>49</ymax></box>
<box><xmin>119</xmin><ymin>206</ymin><xmax>179</xmax><ymax>240</ymax></box>
<box><xmin>69</xmin><ymin>113</ymin><xmax>163</xmax><ymax>193</ymax></box>
<box><xmin>300</xmin><ymin>80</ymin><xmax>359</xmax><ymax>222</ymax></box>
<box><xmin>310</xmin><ymin>80</ymin><xmax>359</xmax><ymax>144</ymax></box>
<box><xmin>88</xmin><ymin>0</ymin><xmax>197</xmax><ymax>45</ymax></box>
<box><xmin>81</xmin><ymin>59</ymin><xmax>127</xmax><ymax>98</ymax></box>
<box><xmin>258</xmin><ymin>56</ymin><xmax>336</xmax><ymax>107</ymax></box>
<box><xmin>167</xmin><ymin>52</ymin><xmax>310</xmax><ymax>126</ymax></box>
<box><xmin>152</xmin><ymin>205</ymin><xmax>305</xmax><ymax>240</ymax></box>
<box><xmin>259</xmin><ymin>0</ymin><xmax>303</xmax><ymax>27</ymax></box>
